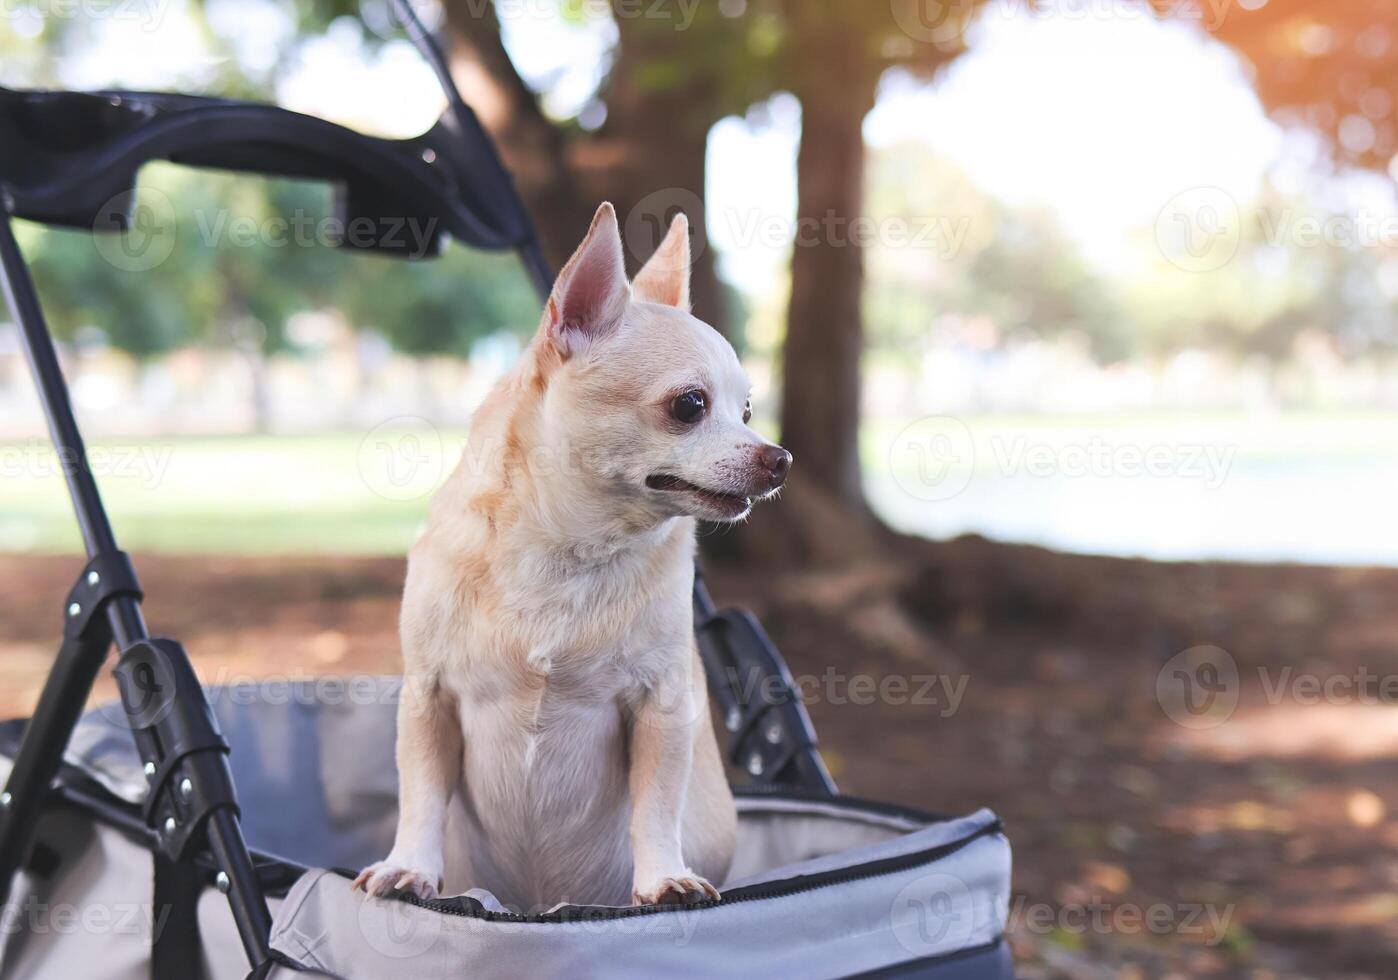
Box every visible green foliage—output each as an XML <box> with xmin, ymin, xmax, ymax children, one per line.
<box><xmin>344</xmin><ymin>247</ymin><xmax>540</xmax><ymax>357</ymax></box>
<box><xmin>21</xmin><ymin>164</ymin><xmax>539</xmax><ymax>363</ymax></box>
<box><xmin>25</xmin><ymin>227</ymin><xmax>191</xmax><ymax>358</ymax></box>
<box><xmin>866</xmin><ymin>143</ymin><xmax>1129</xmax><ymax>365</ymax></box>
<box><xmin>952</xmin><ymin>206</ymin><xmax>1130</xmax><ymax>363</ymax></box>
<box><xmin>1128</xmin><ymin>184</ymin><xmax>1398</xmax><ymax>362</ymax></box>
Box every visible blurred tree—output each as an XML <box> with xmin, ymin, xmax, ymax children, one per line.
<box><xmin>443</xmin><ymin>0</ymin><xmax>768</xmax><ymax>338</ymax></box>
<box><xmin>396</xmin><ymin>0</ymin><xmax>996</xmax><ymax>560</ymax></box>
<box><xmin>727</xmin><ymin>0</ymin><xmax>984</xmax><ymax>561</ymax></box>
<box><xmin>344</xmin><ymin>246</ymin><xmax>539</xmax><ymax>411</ymax></box>
<box><xmin>1129</xmin><ymin>182</ymin><xmax>1398</xmax><ymax>372</ymax></box>
<box><xmin>947</xmin><ymin>206</ymin><xmax>1129</xmax><ymax>363</ymax></box>
<box><xmin>1189</xmin><ymin>0</ymin><xmax>1398</xmax><ymax>172</ymax></box>
<box><xmin>26</xmin><ymin>232</ymin><xmax>190</xmax><ymax>362</ymax></box>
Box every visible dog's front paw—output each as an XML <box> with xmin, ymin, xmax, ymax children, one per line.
<box><xmin>353</xmin><ymin>858</ymin><xmax>443</xmax><ymax>900</ymax></box>
<box><xmin>632</xmin><ymin>871</ymin><xmax>721</xmax><ymax>906</ymax></box>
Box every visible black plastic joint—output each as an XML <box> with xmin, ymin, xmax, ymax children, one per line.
<box><xmin>114</xmin><ymin>638</ymin><xmax>238</xmax><ymax>861</ymax></box>
<box><xmin>62</xmin><ymin>551</ymin><xmax>142</xmax><ymax>640</ymax></box>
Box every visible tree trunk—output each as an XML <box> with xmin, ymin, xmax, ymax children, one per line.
<box><xmin>778</xmin><ymin>87</ymin><xmax>876</xmax><ymax>515</ymax></box>
<box><xmin>441</xmin><ymin>1</ymin><xmax>731</xmax><ymax>338</ymax></box>
<box><xmin>243</xmin><ymin>345</ymin><xmax>273</xmax><ymax>434</ymax></box>
<box><xmin>713</xmin><ymin>25</ymin><xmax>886</xmax><ymax>566</ymax></box>
<box><xmin>581</xmin><ymin>11</ymin><xmax>728</xmax><ymax>333</ymax></box>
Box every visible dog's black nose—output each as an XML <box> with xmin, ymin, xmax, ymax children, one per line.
<box><xmin>759</xmin><ymin>445</ymin><xmax>792</xmax><ymax>489</ymax></box>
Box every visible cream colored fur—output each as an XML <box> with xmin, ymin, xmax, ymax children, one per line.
<box><xmin>354</xmin><ymin>204</ymin><xmax>789</xmax><ymax>911</ymax></box>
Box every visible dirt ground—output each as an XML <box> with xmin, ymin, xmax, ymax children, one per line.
<box><xmin>3</xmin><ymin>540</ymin><xmax>1398</xmax><ymax>978</ymax></box>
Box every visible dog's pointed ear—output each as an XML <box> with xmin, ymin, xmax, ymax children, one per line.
<box><xmin>631</xmin><ymin>213</ymin><xmax>691</xmax><ymax>312</ymax></box>
<box><xmin>546</xmin><ymin>203</ymin><xmax>629</xmax><ymax>357</ymax></box>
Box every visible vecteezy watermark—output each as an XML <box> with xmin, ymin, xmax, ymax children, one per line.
<box><xmin>626</xmin><ymin>187</ymin><xmax>707</xmax><ymax>266</ymax></box>
<box><xmin>1155</xmin><ymin>186</ymin><xmax>1243</xmax><ymax>273</ymax></box>
<box><xmin>359</xmin><ymin>0</ymin><xmax>443</xmax><ymax>42</ymax></box>
<box><xmin>723</xmin><ymin>209</ymin><xmax>974</xmax><ymax>259</ymax></box>
<box><xmin>1</xmin><ymin>0</ymin><xmax>168</xmax><ymax>31</ymax></box>
<box><xmin>1256</xmin><ymin>665</ymin><xmax>1398</xmax><ymax>707</ymax></box>
<box><xmin>357</xmin><ymin>416</ymin><xmax>448</xmax><ymax>502</ymax></box>
<box><xmin>442</xmin><ymin>0</ymin><xmax>703</xmax><ymax>32</ymax></box>
<box><xmin>891</xmin><ymin>872</ymin><xmax>980</xmax><ymax>956</ymax></box>
<box><xmin>1155</xmin><ymin>645</ymin><xmax>1240</xmax><ymax>730</ymax></box>
<box><xmin>92</xmin><ymin>189</ymin><xmax>440</xmax><ymax>270</ymax></box>
<box><xmin>625</xmin><ymin>194</ymin><xmax>976</xmax><ymax>265</ymax></box>
<box><xmin>97</xmin><ymin>672</ymin><xmax>405</xmax><ymax>731</ymax></box>
<box><xmin>0</xmin><ymin>439</ymin><xmax>174</xmax><ymax>491</ymax></box>
<box><xmin>1156</xmin><ymin>644</ymin><xmax>1398</xmax><ymax>729</ymax></box>
<box><xmin>191</xmin><ymin>209</ymin><xmax>439</xmax><ymax>261</ymax></box>
<box><xmin>1257</xmin><ymin>207</ymin><xmax>1398</xmax><ymax>252</ymax></box>
<box><xmin>885</xmin><ymin>417</ymin><xmax>1236</xmax><ymax>504</ymax></box>
<box><xmin>1</xmin><ymin>896</ymin><xmax>172</xmax><ymax>939</ymax></box>
<box><xmin>887</xmin><ymin>416</ymin><xmax>977</xmax><ymax>503</ymax></box>
<box><xmin>725</xmin><ymin>665</ymin><xmax>970</xmax><ymax>717</ymax></box>
<box><xmin>989</xmin><ymin>436</ymin><xmax>1234</xmax><ymax>489</ymax></box>
<box><xmin>355</xmin><ymin>418</ymin><xmax>604</xmax><ymax>503</ymax></box>
<box><xmin>890</xmin><ymin>0</ymin><xmax>1239</xmax><ymax>45</ymax></box>
<box><xmin>353</xmin><ymin>888</ymin><xmax>703</xmax><ymax>956</ymax></box>
<box><xmin>891</xmin><ymin>872</ymin><xmax>1237</xmax><ymax>958</ymax></box>
<box><xmin>1157</xmin><ymin>186</ymin><xmax>1398</xmax><ymax>272</ymax></box>
<box><xmin>355</xmin><ymin>885</ymin><xmax>445</xmax><ymax>959</ymax></box>
<box><xmin>1007</xmin><ymin>895</ymin><xmax>1237</xmax><ymax>945</ymax></box>
<box><xmin>93</xmin><ymin>188</ymin><xmax>179</xmax><ymax>273</ymax></box>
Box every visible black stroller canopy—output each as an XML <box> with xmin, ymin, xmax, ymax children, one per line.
<box><xmin>0</xmin><ymin>85</ymin><xmax>537</xmax><ymax>262</ymax></box>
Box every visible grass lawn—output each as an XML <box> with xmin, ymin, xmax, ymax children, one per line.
<box><xmin>3</xmin><ymin>411</ymin><xmax>1395</xmax><ymax>560</ymax></box>
<box><xmin>0</xmin><ymin>431</ymin><xmax>465</xmax><ymax>555</ymax></box>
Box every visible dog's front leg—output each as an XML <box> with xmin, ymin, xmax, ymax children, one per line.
<box><xmin>628</xmin><ymin>663</ymin><xmax>721</xmax><ymax>906</ymax></box>
<box><xmin>354</xmin><ymin>673</ymin><xmax>461</xmax><ymax>900</ymax></box>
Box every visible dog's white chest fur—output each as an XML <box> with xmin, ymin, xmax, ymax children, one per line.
<box><xmin>408</xmin><ymin>528</ymin><xmax>694</xmax><ymax>908</ymax></box>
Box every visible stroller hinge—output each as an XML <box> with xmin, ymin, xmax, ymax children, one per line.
<box><xmin>62</xmin><ymin>550</ymin><xmax>143</xmax><ymax>641</ymax></box>
<box><xmin>115</xmin><ymin>637</ymin><xmax>239</xmax><ymax>863</ymax></box>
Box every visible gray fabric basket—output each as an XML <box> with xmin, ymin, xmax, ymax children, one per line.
<box><xmin>0</xmin><ymin>679</ymin><xmax>1012</xmax><ymax>979</ymax></box>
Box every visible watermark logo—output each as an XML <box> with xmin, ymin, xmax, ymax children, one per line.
<box><xmin>891</xmin><ymin>0</ymin><xmax>979</xmax><ymax>44</ymax></box>
<box><xmin>443</xmin><ymin>0</ymin><xmax>702</xmax><ymax>32</ymax></box>
<box><xmin>192</xmin><ymin>209</ymin><xmax>439</xmax><ymax>260</ymax></box>
<box><xmin>1258</xmin><ymin>207</ymin><xmax>1398</xmax><ymax>251</ymax></box>
<box><xmin>360</xmin><ymin>0</ymin><xmax>443</xmax><ymax>42</ymax></box>
<box><xmin>990</xmin><ymin>435</ymin><xmax>1233</xmax><ymax>489</ymax></box>
<box><xmin>94</xmin><ymin>188</ymin><xmax>178</xmax><ymax>272</ymax></box>
<box><xmin>0</xmin><ymin>440</ymin><xmax>174</xmax><ymax>490</ymax></box>
<box><xmin>893</xmin><ymin>0</ymin><xmax>1238</xmax><ymax>44</ymax></box>
<box><xmin>891</xmin><ymin>871</ymin><xmax>978</xmax><ymax>956</ymax></box>
<box><xmin>625</xmin><ymin>187</ymin><xmax>707</xmax><ymax>268</ymax></box>
<box><xmin>887</xmin><ymin>416</ymin><xmax>977</xmax><ymax>503</ymax></box>
<box><xmin>885</xmin><ymin>418</ymin><xmax>1236</xmax><ymax>503</ymax></box>
<box><xmin>1155</xmin><ymin>644</ymin><xmax>1239</xmax><ymax>730</ymax></box>
<box><xmin>355</xmin><ymin>889</ymin><xmax>443</xmax><ymax>959</ymax></box>
<box><xmin>3</xmin><ymin>0</ymin><xmax>169</xmax><ymax>32</ymax></box>
<box><xmin>98</xmin><ymin>640</ymin><xmax>179</xmax><ymax>732</ymax></box>
<box><xmin>1</xmin><ymin>896</ymin><xmax>172</xmax><ymax>939</ymax></box>
<box><xmin>1007</xmin><ymin>895</ymin><xmax>1236</xmax><ymax>944</ymax></box>
<box><xmin>1155</xmin><ymin>186</ymin><xmax>1241</xmax><ymax>273</ymax></box>
<box><xmin>357</xmin><ymin>416</ymin><xmax>446</xmax><ymax>502</ymax></box>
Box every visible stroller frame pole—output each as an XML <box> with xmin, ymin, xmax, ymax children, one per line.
<box><xmin>0</xmin><ymin>204</ymin><xmax>274</xmax><ymax>970</ymax></box>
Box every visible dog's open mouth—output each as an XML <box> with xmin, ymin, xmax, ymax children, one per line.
<box><xmin>645</xmin><ymin>474</ymin><xmax>752</xmax><ymax>516</ymax></box>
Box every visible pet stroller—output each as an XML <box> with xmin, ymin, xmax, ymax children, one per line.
<box><xmin>0</xmin><ymin>4</ymin><xmax>1012</xmax><ymax>978</ymax></box>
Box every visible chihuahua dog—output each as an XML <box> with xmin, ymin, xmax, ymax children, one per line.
<box><xmin>353</xmin><ymin>203</ymin><xmax>791</xmax><ymax>910</ymax></box>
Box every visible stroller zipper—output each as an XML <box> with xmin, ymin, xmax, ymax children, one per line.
<box><xmin>389</xmin><ymin>818</ymin><xmax>1005</xmax><ymax>924</ymax></box>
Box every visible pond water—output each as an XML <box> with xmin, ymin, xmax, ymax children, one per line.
<box><xmin>866</xmin><ymin>413</ymin><xmax>1398</xmax><ymax>567</ymax></box>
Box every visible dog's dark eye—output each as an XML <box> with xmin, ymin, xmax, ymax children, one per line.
<box><xmin>670</xmin><ymin>389</ymin><xmax>707</xmax><ymax>425</ymax></box>
<box><xmin>742</xmin><ymin>399</ymin><xmax>753</xmax><ymax>424</ymax></box>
